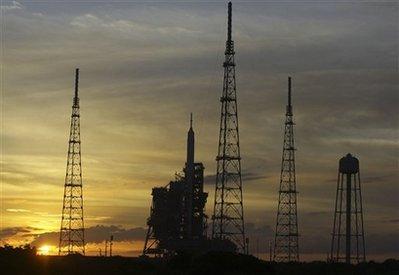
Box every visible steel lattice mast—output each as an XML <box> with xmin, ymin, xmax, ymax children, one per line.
<box><xmin>212</xmin><ymin>2</ymin><xmax>246</xmax><ymax>253</ymax></box>
<box><xmin>273</xmin><ymin>77</ymin><xmax>299</xmax><ymax>262</ymax></box>
<box><xmin>59</xmin><ymin>68</ymin><xmax>85</xmax><ymax>255</ymax></box>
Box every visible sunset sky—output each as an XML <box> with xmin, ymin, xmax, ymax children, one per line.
<box><xmin>1</xmin><ymin>0</ymin><xmax>398</xmax><ymax>260</ymax></box>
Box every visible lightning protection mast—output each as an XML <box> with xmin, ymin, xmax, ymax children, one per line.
<box><xmin>273</xmin><ymin>77</ymin><xmax>299</xmax><ymax>262</ymax></box>
<box><xmin>212</xmin><ymin>2</ymin><xmax>246</xmax><ymax>254</ymax></box>
<box><xmin>59</xmin><ymin>68</ymin><xmax>85</xmax><ymax>255</ymax></box>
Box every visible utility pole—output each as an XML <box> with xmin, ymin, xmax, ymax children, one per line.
<box><xmin>104</xmin><ymin>240</ymin><xmax>108</xmax><ymax>257</ymax></box>
<box><xmin>109</xmin><ymin>235</ymin><xmax>114</xmax><ymax>257</ymax></box>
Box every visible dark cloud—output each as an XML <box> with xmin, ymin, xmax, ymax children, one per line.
<box><xmin>0</xmin><ymin>227</ymin><xmax>35</xmax><ymax>239</ymax></box>
<box><xmin>30</xmin><ymin>231</ymin><xmax>59</xmax><ymax>247</ymax></box>
<box><xmin>242</xmin><ymin>221</ymin><xmax>399</xmax><ymax>256</ymax></box>
<box><xmin>301</xmin><ymin>232</ymin><xmax>395</xmax><ymax>256</ymax></box>
<box><xmin>30</xmin><ymin>225</ymin><xmax>147</xmax><ymax>247</ymax></box>
<box><xmin>361</xmin><ymin>175</ymin><xmax>394</xmax><ymax>184</ymax></box>
<box><xmin>305</xmin><ymin>211</ymin><xmax>330</xmax><ymax>216</ymax></box>
<box><xmin>2</xmin><ymin>0</ymin><xmax>398</xmax><ymax>260</ymax></box>
<box><xmin>204</xmin><ymin>172</ymin><xmax>267</xmax><ymax>186</ymax></box>
<box><xmin>367</xmin><ymin>233</ymin><xmax>399</xmax><ymax>254</ymax></box>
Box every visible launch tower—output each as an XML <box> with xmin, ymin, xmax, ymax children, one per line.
<box><xmin>143</xmin><ymin>115</ymin><xmax>209</xmax><ymax>256</ymax></box>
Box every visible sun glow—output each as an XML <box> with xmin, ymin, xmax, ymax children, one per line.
<box><xmin>37</xmin><ymin>245</ymin><xmax>52</xmax><ymax>255</ymax></box>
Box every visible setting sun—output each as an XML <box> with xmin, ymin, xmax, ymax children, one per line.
<box><xmin>37</xmin><ymin>245</ymin><xmax>51</xmax><ymax>256</ymax></box>
<box><xmin>1</xmin><ymin>0</ymin><xmax>398</xmax><ymax>274</ymax></box>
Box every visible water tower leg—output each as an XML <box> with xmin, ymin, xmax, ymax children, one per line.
<box><xmin>346</xmin><ymin>173</ymin><xmax>351</xmax><ymax>264</ymax></box>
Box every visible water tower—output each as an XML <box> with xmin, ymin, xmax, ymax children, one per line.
<box><xmin>330</xmin><ymin>153</ymin><xmax>366</xmax><ymax>264</ymax></box>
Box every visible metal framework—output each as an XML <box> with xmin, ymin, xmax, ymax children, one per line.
<box><xmin>59</xmin><ymin>68</ymin><xmax>85</xmax><ymax>255</ymax></box>
<box><xmin>143</xmin><ymin>195</ymin><xmax>163</xmax><ymax>257</ymax></box>
<box><xmin>330</xmin><ymin>153</ymin><xmax>366</xmax><ymax>264</ymax></box>
<box><xmin>143</xmin><ymin>115</ymin><xmax>208</xmax><ymax>256</ymax></box>
<box><xmin>212</xmin><ymin>2</ymin><xmax>246</xmax><ymax>253</ymax></box>
<box><xmin>273</xmin><ymin>77</ymin><xmax>299</xmax><ymax>262</ymax></box>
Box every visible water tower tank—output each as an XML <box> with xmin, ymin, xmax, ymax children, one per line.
<box><xmin>339</xmin><ymin>153</ymin><xmax>359</xmax><ymax>174</ymax></box>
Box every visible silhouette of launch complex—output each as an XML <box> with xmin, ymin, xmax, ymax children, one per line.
<box><xmin>57</xmin><ymin>1</ymin><xmax>367</xmax><ymax>262</ymax></box>
<box><xmin>142</xmin><ymin>115</ymin><xmax>236</xmax><ymax>256</ymax></box>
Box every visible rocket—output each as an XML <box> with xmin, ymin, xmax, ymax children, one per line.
<box><xmin>185</xmin><ymin>113</ymin><xmax>195</xmax><ymax>238</ymax></box>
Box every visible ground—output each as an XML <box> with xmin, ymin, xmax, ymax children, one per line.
<box><xmin>1</xmin><ymin>245</ymin><xmax>398</xmax><ymax>275</ymax></box>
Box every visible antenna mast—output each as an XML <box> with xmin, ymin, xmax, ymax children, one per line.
<box><xmin>212</xmin><ymin>1</ymin><xmax>246</xmax><ymax>253</ymax></box>
<box><xmin>273</xmin><ymin>77</ymin><xmax>299</xmax><ymax>262</ymax></box>
<box><xmin>59</xmin><ymin>68</ymin><xmax>85</xmax><ymax>255</ymax></box>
